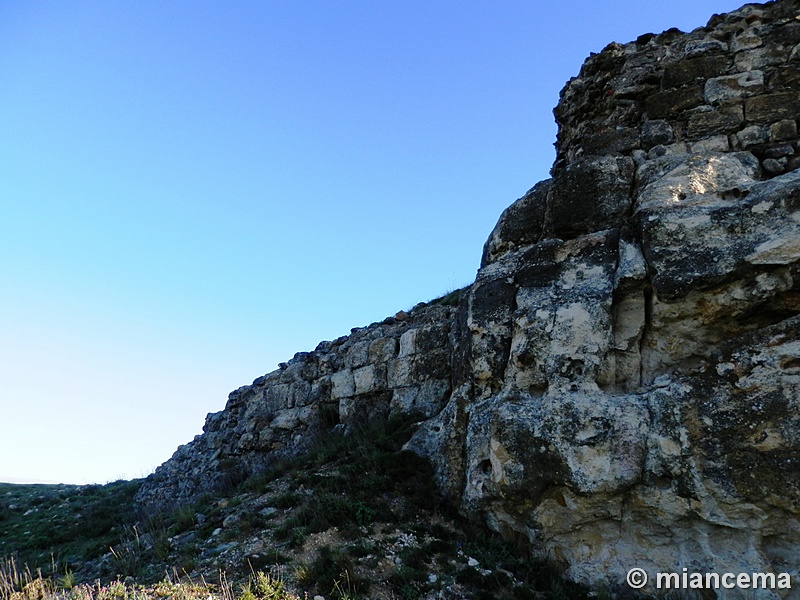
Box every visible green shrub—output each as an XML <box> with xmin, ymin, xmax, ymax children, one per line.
<box><xmin>295</xmin><ymin>546</ymin><xmax>365</xmax><ymax>599</ymax></box>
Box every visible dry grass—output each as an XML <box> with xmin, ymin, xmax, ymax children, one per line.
<box><xmin>0</xmin><ymin>559</ymin><xmax>301</xmax><ymax>600</ymax></box>
<box><xmin>0</xmin><ymin>413</ymin><xmax>597</xmax><ymax>599</ymax></box>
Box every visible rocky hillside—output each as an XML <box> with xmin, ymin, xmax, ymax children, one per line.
<box><xmin>136</xmin><ymin>0</ymin><xmax>800</xmax><ymax>595</ymax></box>
<box><xmin>1</xmin><ymin>416</ymin><xmax>595</xmax><ymax>599</ymax></box>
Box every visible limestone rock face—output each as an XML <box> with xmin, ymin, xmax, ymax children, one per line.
<box><xmin>138</xmin><ymin>0</ymin><xmax>800</xmax><ymax>594</ymax></box>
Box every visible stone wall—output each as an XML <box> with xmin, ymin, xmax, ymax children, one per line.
<box><xmin>138</xmin><ymin>0</ymin><xmax>800</xmax><ymax>594</ymax></box>
<box><xmin>553</xmin><ymin>0</ymin><xmax>800</xmax><ymax>178</ymax></box>
<box><xmin>135</xmin><ymin>302</ymin><xmax>460</xmax><ymax>506</ymax></box>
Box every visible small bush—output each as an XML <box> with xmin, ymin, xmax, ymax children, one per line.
<box><xmin>295</xmin><ymin>546</ymin><xmax>365</xmax><ymax>599</ymax></box>
<box><xmin>426</xmin><ymin>286</ymin><xmax>468</xmax><ymax>308</ymax></box>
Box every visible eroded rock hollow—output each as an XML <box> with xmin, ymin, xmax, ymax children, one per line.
<box><xmin>137</xmin><ymin>0</ymin><xmax>800</xmax><ymax>594</ymax></box>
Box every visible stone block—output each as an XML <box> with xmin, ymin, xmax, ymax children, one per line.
<box><xmin>641</xmin><ymin>120</ymin><xmax>674</xmax><ymax>148</ymax></box>
<box><xmin>636</xmin><ymin>152</ymin><xmax>760</xmax><ymax>213</ymax></box>
<box><xmin>289</xmin><ymin>381</ymin><xmax>312</xmax><ymax>407</ymax></box>
<box><xmin>689</xmin><ymin>135</ymin><xmax>730</xmax><ymax>153</ymax></box>
<box><xmin>515</xmin><ymin>239</ymin><xmax>563</xmax><ymax>288</ymax></box>
<box><xmin>646</xmin><ymin>142</ymin><xmax>688</xmax><ymax>160</ymax></box>
<box><xmin>646</xmin><ymin>86</ymin><xmax>704</xmax><ymax>118</ymax></box>
<box><xmin>257</xmin><ymin>428</ymin><xmax>275</xmax><ymax>448</ymax></box>
<box><xmin>236</xmin><ymin>433</ymin><xmax>255</xmax><ymax>451</ymax></box>
<box><xmin>736</xmin><ymin>125</ymin><xmax>768</xmax><ymax>148</ymax></box>
<box><xmin>279</xmin><ymin>362</ymin><xmax>302</xmax><ymax>383</ymax></box>
<box><xmin>330</xmin><ymin>369</ymin><xmax>354</xmax><ymax>399</ymax></box>
<box><xmin>746</xmin><ymin>92</ymin><xmax>800</xmax><ymax>122</ymax></box>
<box><xmin>769</xmin><ymin>119</ymin><xmax>797</xmax><ymax>141</ymax></box>
<box><xmin>338</xmin><ymin>397</ymin><xmax>357</xmax><ymax>422</ymax></box>
<box><xmin>735</xmin><ymin>46</ymin><xmax>788</xmax><ymax>71</ymax></box>
<box><xmin>547</xmin><ymin>155</ymin><xmax>634</xmax><ymax>238</ymax></box>
<box><xmin>368</xmin><ymin>338</ymin><xmax>397</xmax><ymax>363</ymax></box>
<box><xmin>415</xmin><ymin>324</ymin><xmax>450</xmax><ymax>354</ymax></box>
<box><xmin>683</xmin><ymin>38</ymin><xmax>728</xmax><ymax>57</ymax></box>
<box><xmin>768</xmin><ymin>20</ymin><xmax>800</xmax><ymax>45</ymax></box>
<box><xmin>399</xmin><ymin>328</ymin><xmax>417</xmax><ymax>358</ymax></box>
<box><xmin>686</xmin><ymin>105</ymin><xmax>743</xmax><ymax>138</ymax></box>
<box><xmin>468</xmin><ymin>276</ymin><xmax>517</xmax><ymax>327</ymax></box>
<box><xmin>481</xmin><ymin>180</ymin><xmax>550</xmax><ymax>266</ymax></box>
<box><xmin>768</xmin><ymin>65</ymin><xmax>800</xmax><ymax>90</ymax></box>
<box><xmin>786</xmin><ymin>154</ymin><xmax>800</xmax><ymax>172</ymax></box>
<box><xmin>731</xmin><ymin>31</ymin><xmax>762</xmax><ymax>52</ymax></box>
<box><xmin>631</xmin><ymin>149</ymin><xmax>647</xmax><ymax>167</ymax></box>
<box><xmin>387</xmin><ymin>358</ymin><xmax>414</xmax><ymax>387</ymax></box>
<box><xmin>763</xmin><ymin>143</ymin><xmax>795</xmax><ymax>158</ymax></box>
<box><xmin>345</xmin><ymin>341</ymin><xmax>370</xmax><ymax>368</ymax></box>
<box><xmin>704</xmin><ymin>70</ymin><xmax>764</xmax><ymax>103</ymax></box>
<box><xmin>581</xmin><ymin>126</ymin><xmax>640</xmax><ymax>154</ymax></box>
<box><xmin>762</xmin><ymin>157</ymin><xmax>786</xmax><ymax>174</ymax></box>
<box><xmin>663</xmin><ymin>55</ymin><xmax>729</xmax><ymax>88</ymax></box>
<box><xmin>263</xmin><ymin>384</ymin><xmax>290</xmax><ymax>410</ymax></box>
<box><xmin>354</xmin><ymin>364</ymin><xmax>384</xmax><ymax>395</ymax></box>
<box><xmin>390</xmin><ymin>380</ymin><xmax>450</xmax><ymax>418</ymax></box>
<box><xmin>412</xmin><ymin>349</ymin><xmax>451</xmax><ymax>381</ymax></box>
<box><xmin>390</xmin><ymin>387</ymin><xmax>418</xmax><ymax>415</ymax></box>
<box><xmin>271</xmin><ymin>408</ymin><xmax>301</xmax><ymax>430</ymax></box>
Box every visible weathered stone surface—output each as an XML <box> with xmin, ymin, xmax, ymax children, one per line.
<box><xmin>737</xmin><ymin>124</ymin><xmax>769</xmax><ymax>148</ymax></box>
<box><xmin>770</xmin><ymin>119</ymin><xmax>798</xmax><ymax>142</ymax></box>
<box><xmin>764</xmin><ymin>143</ymin><xmax>795</xmax><ymax>159</ymax></box>
<box><xmin>735</xmin><ymin>44</ymin><xmax>789</xmax><ymax>71</ymax></box>
<box><xmin>423</xmin><ymin>164</ymin><xmax>800</xmax><ymax>586</ymax></box>
<box><xmin>764</xmin><ymin>157</ymin><xmax>786</xmax><ymax>174</ymax></box>
<box><xmin>687</xmin><ymin>104</ymin><xmax>744</xmax><ymax>138</ymax></box>
<box><xmin>137</xmin><ymin>0</ymin><xmax>800</xmax><ymax>595</ymax></box>
<box><xmin>704</xmin><ymin>70</ymin><xmax>764</xmax><ymax>103</ymax></box>
<box><xmin>683</xmin><ymin>38</ymin><xmax>728</xmax><ymax>57</ymax></box>
<box><xmin>689</xmin><ymin>134</ymin><xmax>729</xmax><ymax>153</ymax></box>
<box><xmin>481</xmin><ymin>180</ymin><xmax>549</xmax><ymax>266</ymax></box>
<box><xmin>769</xmin><ymin>64</ymin><xmax>800</xmax><ymax>90</ymax></box>
<box><xmin>634</xmin><ymin>151</ymin><xmax>760</xmax><ymax>212</ymax></box>
<box><xmin>581</xmin><ymin>126</ymin><xmax>640</xmax><ymax>154</ymax></box>
<box><xmin>663</xmin><ymin>55</ymin><xmax>730</xmax><ymax>88</ymax></box>
<box><xmin>645</xmin><ymin>86</ymin><xmax>704</xmax><ymax>118</ymax></box>
<box><xmin>330</xmin><ymin>368</ymin><xmax>354</xmax><ymax>399</ymax></box>
<box><xmin>640</xmin><ymin>119</ymin><xmax>674</xmax><ymax>148</ymax></box>
<box><xmin>545</xmin><ymin>156</ymin><xmax>634</xmax><ymax>238</ymax></box>
<box><xmin>390</xmin><ymin>379</ymin><xmax>450</xmax><ymax>418</ymax></box>
<box><xmin>746</xmin><ymin>91</ymin><xmax>800</xmax><ymax>123</ymax></box>
<box><xmin>731</xmin><ymin>30</ymin><xmax>763</xmax><ymax>53</ymax></box>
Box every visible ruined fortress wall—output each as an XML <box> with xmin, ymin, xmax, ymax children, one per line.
<box><xmin>135</xmin><ymin>301</ymin><xmax>460</xmax><ymax>506</ymax></box>
<box><xmin>554</xmin><ymin>0</ymin><xmax>800</xmax><ymax>176</ymax></box>
<box><xmin>138</xmin><ymin>1</ymin><xmax>800</xmax><ymax>593</ymax></box>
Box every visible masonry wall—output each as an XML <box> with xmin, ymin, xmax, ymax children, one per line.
<box><xmin>135</xmin><ymin>301</ymin><xmax>460</xmax><ymax>507</ymax></box>
<box><xmin>554</xmin><ymin>1</ymin><xmax>800</xmax><ymax>177</ymax></box>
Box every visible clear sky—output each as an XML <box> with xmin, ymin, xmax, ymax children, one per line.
<box><xmin>0</xmin><ymin>0</ymin><xmax>747</xmax><ymax>484</ymax></box>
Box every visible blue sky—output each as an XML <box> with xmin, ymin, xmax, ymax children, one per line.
<box><xmin>0</xmin><ymin>1</ymin><xmax>746</xmax><ymax>484</ymax></box>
